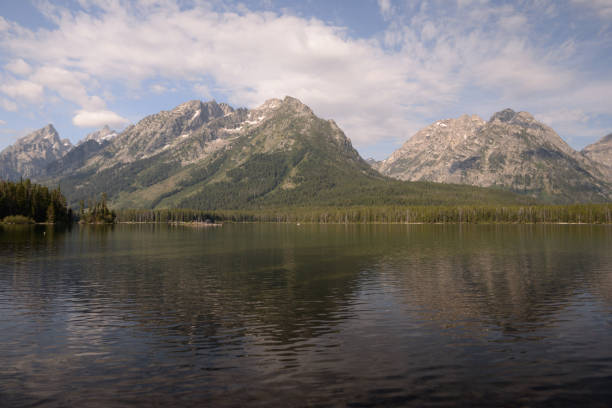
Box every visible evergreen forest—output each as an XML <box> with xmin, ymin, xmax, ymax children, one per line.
<box><xmin>115</xmin><ymin>204</ymin><xmax>612</xmax><ymax>224</ymax></box>
<box><xmin>78</xmin><ymin>194</ymin><xmax>117</xmax><ymax>224</ymax></box>
<box><xmin>0</xmin><ymin>179</ymin><xmax>72</xmax><ymax>223</ymax></box>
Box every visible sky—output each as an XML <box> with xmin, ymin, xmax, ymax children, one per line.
<box><xmin>1</xmin><ymin>0</ymin><xmax>611</xmax><ymax>159</ymax></box>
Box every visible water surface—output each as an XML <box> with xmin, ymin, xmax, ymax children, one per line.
<box><xmin>1</xmin><ymin>224</ymin><xmax>611</xmax><ymax>407</ymax></box>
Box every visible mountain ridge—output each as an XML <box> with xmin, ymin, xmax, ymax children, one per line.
<box><xmin>77</xmin><ymin>125</ymin><xmax>117</xmax><ymax>146</ymax></box>
<box><xmin>0</xmin><ymin>124</ymin><xmax>73</xmax><ymax>180</ymax></box>
<box><xmin>582</xmin><ymin>133</ymin><xmax>612</xmax><ymax>181</ymax></box>
<box><xmin>2</xmin><ymin>100</ymin><xmax>607</xmax><ymax>208</ymax></box>
<box><xmin>31</xmin><ymin>97</ymin><xmax>531</xmax><ymax>209</ymax></box>
<box><xmin>376</xmin><ymin>109</ymin><xmax>612</xmax><ymax>203</ymax></box>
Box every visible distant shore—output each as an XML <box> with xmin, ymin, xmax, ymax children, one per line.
<box><xmin>108</xmin><ymin>221</ymin><xmax>612</xmax><ymax>225</ymax></box>
<box><xmin>117</xmin><ymin>221</ymin><xmax>222</xmax><ymax>227</ymax></box>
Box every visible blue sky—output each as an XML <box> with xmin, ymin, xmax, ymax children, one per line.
<box><xmin>1</xmin><ymin>0</ymin><xmax>611</xmax><ymax>159</ymax></box>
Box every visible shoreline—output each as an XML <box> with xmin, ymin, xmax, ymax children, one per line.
<box><xmin>3</xmin><ymin>220</ymin><xmax>611</xmax><ymax>226</ymax></box>
<box><xmin>117</xmin><ymin>221</ymin><xmax>223</xmax><ymax>226</ymax></box>
<box><xmin>111</xmin><ymin>221</ymin><xmax>612</xmax><ymax>225</ymax></box>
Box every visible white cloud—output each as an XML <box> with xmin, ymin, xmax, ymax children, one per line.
<box><xmin>571</xmin><ymin>0</ymin><xmax>612</xmax><ymax>18</ymax></box>
<box><xmin>0</xmin><ymin>3</ymin><xmax>434</xmax><ymax>143</ymax></box>
<box><xmin>30</xmin><ymin>66</ymin><xmax>104</xmax><ymax>109</ymax></box>
<box><xmin>0</xmin><ymin>16</ymin><xmax>8</xmax><ymax>32</ymax></box>
<box><xmin>0</xmin><ymin>98</ymin><xmax>17</xmax><ymax>112</ymax></box>
<box><xmin>536</xmin><ymin>108</ymin><xmax>590</xmax><ymax>130</ymax></box>
<box><xmin>378</xmin><ymin>0</ymin><xmax>393</xmax><ymax>19</ymax></box>
<box><xmin>5</xmin><ymin>59</ymin><xmax>32</xmax><ymax>76</ymax></box>
<box><xmin>0</xmin><ymin>0</ymin><xmax>609</xmax><ymax>151</ymax></box>
<box><xmin>150</xmin><ymin>84</ymin><xmax>167</xmax><ymax>94</ymax></box>
<box><xmin>498</xmin><ymin>14</ymin><xmax>527</xmax><ymax>31</ymax></box>
<box><xmin>535</xmin><ymin>108</ymin><xmax>610</xmax><ymax>148</ymax></box>
<box><xmin>72</xmin><ymin>110</ymin><xmax>128</xmax><ymax>128</ymax></box>
<box><xmin>0</xmin><ymin>80</ymin><xmax>44</xmax><ymax>102</ymax></box>
<box><xmin>0</xmin><ymin>119</ymin><xmax>6</xmax><ymax>125</ymax></box>
<box><xmin>457</xmin><ymin>0</ymin><xmax>489</xmax><ymax>8</ymax></box>
<box><xmin>194</xmin><ymin>83</ymin><xmax>212</xmax><ymax>99</ymax></box>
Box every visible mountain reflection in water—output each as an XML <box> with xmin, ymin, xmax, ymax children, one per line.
<box><xmin>1</xmin><ymin>224</ymin><xmax>611</xmax><ymax>407</ymax></box>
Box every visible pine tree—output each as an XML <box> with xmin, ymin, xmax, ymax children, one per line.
<box><xmin>46</xmin><ymin>204</ymin><xmax>55</xmax><ymax>223</ymax></box>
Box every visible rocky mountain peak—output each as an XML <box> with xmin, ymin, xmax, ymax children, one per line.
<box><xmin>423</xmin><ymin>113</ymin><xmax>485</xmax><ymax>135</ymax></box>
<box><xmin>247</xmin><ymin>97</ymin><xmax>313</xmax><ymax>119</ymax></box>
<box><xmin>455</xmin><ymin>114</ymin><xmax>486</xmax><ymax>127</ymax></box>
<box><xmin>20</xmin><ymin>124</ymin><xmax>60</xmax><ymax>144</ymax></box>
<box><xmin>39</xmin><ymin>95</ymin><xmax>385</xmax><ymax>209</ymax></box>
<box><xmin>490</xmin><ymin>108</ymin><xmax>517</xmax><ymax>123</ymax></box>
<box><xmin>454</xmin><ymin>113</ymin><xmax>485</xmax><ymax>123</ymax></box>
<box><xmin>239</xmin><ymin>96</ymin><xmax>350</xmax><ymax>154</ymax></box>
<box><xmin>218</xmin><ymin>103</ymin><xmax>234</xmax><ymax>116</ymax></box>
<box><xmin>174</xmin><ymin>99</ymin><xmax>204</xmax><ymax>112</ymax></box>
<box><xmin>18</xmin><ymin>124</ymin><xmax>74</xmax><ymax>153</ymax></box>
<box><xmin>248</xmin><ymin>98</ymin><xmax>282</xmax><ymax>118</ymax></box>
<box><xmin>281</xmin><ymin>96</ymin><xmax>313</xmax><ymax>114</ymax></box>
<box><xmin>173</xmin><ymin>100</ymin><xmax>234</xmax><ymax>125</ymax></box>
<box><xmin>489</xmin><ymin>109</ymin><xmax>539</xmax><ymax>129</ymax></box>
<box><xmin>260</xmin><ymin>98</ymin><xmax>283</xmax><ymax>109</ymax></box>
<box><xmin>377</xmin><ymin>109</ymin><xmax>612</xmax><ymax>202</ymax></box>
<box><xmin>365</xmin><ymin>157</ymin><xmax>380</xmax><ymax>168</ymax></box>
<box><xmin>582</xmin><ymin>132</ymin><xmax>612</xmax><ymax>181</ymax></box>
<box><xmin>0</xmin><ymin>124</ymin><xmax>73</xmax><ymax>180</ymax></box>
<box><xmin>79</xmin><ymin>125</ymin><xmax>117</xmax><ymax>145</ymax></box>
<box><xmin>98</xmin><ymin>99</ymin><xmax>235</xmax><ymax>165</ymax></box>
<box><xmin>378</xmin><ymin>113</ymin><xmax>486</xmax><ymax>172</ymax></box>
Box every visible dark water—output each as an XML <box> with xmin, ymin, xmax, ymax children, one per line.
<box><xmin>1</xmin><ymin>223</ymin><xmax>611</xmax><ymax>407</ymax></box>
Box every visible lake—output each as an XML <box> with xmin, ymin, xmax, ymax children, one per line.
<box><xmin>1</xmin><ymin>223</ymin><xmax>611</xmax><ymax>407</ymax></box>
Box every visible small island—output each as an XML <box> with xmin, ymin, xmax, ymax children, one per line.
<box><xmin>77</xmin><ymin>194</ymin><xmax>116</xmax><ymax>224</ymax></box>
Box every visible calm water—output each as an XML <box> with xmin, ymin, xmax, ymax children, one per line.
<box><xmin>1</xmin><ymin>223</ymin><xmax>611</xmax><ymax>407</ymax></box>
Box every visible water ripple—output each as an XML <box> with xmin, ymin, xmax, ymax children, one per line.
<box><xmin>1</xmin><ymin>224</ymin><xmax>611</xmax><ymax>407</ymax></box>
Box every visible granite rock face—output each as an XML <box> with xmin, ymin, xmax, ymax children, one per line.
<box><xmin>78</xmin><ymin>125</ymin><xmax>118</xmax><ymax>145</ymax></box>
<box><xmin>40</xmin><ymin>96</ymin><xmax>376</xmax><ymax>208</ymax></box>
<box><xmin>0</xmin><ymin>124</ymin><xmax>73</xmax><ymax>180</ymax></box>
<box><xmin>46</xmin><ymin>139</ymin><xmax>108</xmax><ymax>177</ymax></box>
<box><xmin>94</xmin><ymin>100</ymin><xmax>234</xmax><ymax>168</ymax></box>
<box><xmin>365</xmin><ymin>157</ymin><xmax>381</xmax><ymax>168</ymax></box>
<box><xmin>4</xmin><ymin>101</ymin><xmax>608</xmax><ymax>206</ymax></box>
<box><xmin>377</xmin><ymin>109</ymin><xmax>612</xmax><ymax>202</ymax></box>
<box><xmin>582</xmin><ymin>133</ymin><xmax>612</xmax><ymax>181</ymax></box>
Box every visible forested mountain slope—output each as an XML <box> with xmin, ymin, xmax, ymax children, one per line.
<box><xmin>42</xmin><ymin>97</ymin><xmax>532</xmax><ymax>209</ymax></box>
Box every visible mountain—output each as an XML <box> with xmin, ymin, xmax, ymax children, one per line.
<box><xmin>0</xmin><ymin>124</ymin><xmax>73</xmax><ymax>180</ymax></box>
<box><xmin>94</xmin><ymin>100</ymin><xmax>235</xmax><ymax>169</ymax></box>
<box><xmin>46</xmin><ymin>139</ymin><xmax>108</xmax><ymax>177</ymax></box>
<box><xmin>77</xmin><ymin>125</ymin><xmax>117</xmax><ymax>145</ymax></box>
<box><xmin>46</xmin><ymin>127</ymin><xmax>118</xmax><ymax>176</ymax></box>
<box><xmin>365</xmin><ymin>157</ymin><xmax>381</xmax><ymax>167</ymax></box>
<box><xmin>41</xmin><ymin>97</ymin><xmax>530</xmax><ymax>209</ymax></box>
<box><xmin>582</xmin><ymin>133</ymin><xmax>612</xmax><ymax>181</ymax></box>
<box><xmin>376</xmin><ymin>109</ymin><xmax>612</xmax><ymax>203</ymax></box>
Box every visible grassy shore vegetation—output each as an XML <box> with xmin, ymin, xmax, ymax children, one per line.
<box><xmin>0</xmin><ymin>179</ymin><xmax>72</xmax><ymax>223</ymax></box>
<box><xmin>1</xmin><ymin>214</ymin><xmax>35</xmax><ymax>224</ymax></box>
<box><xmin>115</xmin><ymin>204</ymin><xmax>612</xmax><ymax>224</ymax></box>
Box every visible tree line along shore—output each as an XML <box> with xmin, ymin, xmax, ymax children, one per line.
<box><xmin>0</xmin><ymin>179</ymin><xmax>72</xmax><ymax>224</ymax></box>
<box><xmin>2</xmin><ymin>179</ymin><xmax>611</xmax><ymax>225</ymax></box>
<box><xmin>115</xmin><ymin>205</ymin><xmax>612</xmax><ymax>224</ymax></box>
<box><xmin>0</xmin><ymin>179</ymin><xmax>115</xmax><ymax>224</ymax></box>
